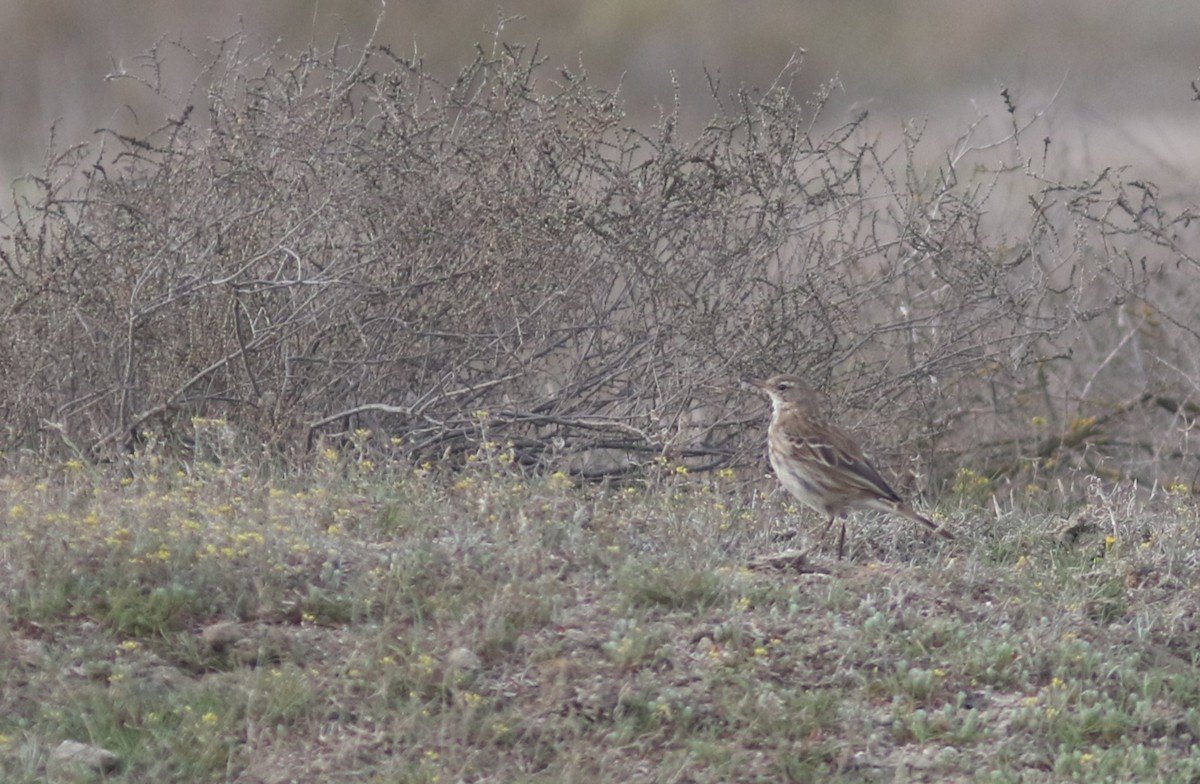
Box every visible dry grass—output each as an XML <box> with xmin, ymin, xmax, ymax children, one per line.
<box><xmin>7</xmin><ymin>30</ymin><xmax>1197</xmax><ymax>497</ymax></box>
<box><xmin>3</xmin><ymin>23</ymin><xmax>1200</xmax><ymax>784</ymax></box>
<box><xmin>3</xmin><ymin>432</ymin><xmax>1200</xmax><ymax>782</ymax></box>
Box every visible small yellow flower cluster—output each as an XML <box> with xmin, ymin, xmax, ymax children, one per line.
<box><xmin>1069</xmin><ymin>416</ymin><xmax>1097</xmax><ymax>432</ymax></box>
<box><xmin>952</xmin><ymin>467</ymin><xmax>991</xmax><ymax>496</ymax></box>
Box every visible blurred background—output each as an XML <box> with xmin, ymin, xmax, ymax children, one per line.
<box><xmin>1</xmin><ymin>0</ymin><xmax>1197</xmax><ymax>196</ymax></box>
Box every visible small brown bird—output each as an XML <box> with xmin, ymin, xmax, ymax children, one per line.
<box><xmin>745</xmin><ymin>373</ymin><xmax>953</xmax><ymax>558</ymax></box>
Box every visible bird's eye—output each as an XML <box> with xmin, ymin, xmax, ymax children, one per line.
<box><xmin>776</xmin><ymin>383</ymin><xmax>788</xmax><ymax>391</ymax></box>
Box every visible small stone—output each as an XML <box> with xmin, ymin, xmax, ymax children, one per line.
<box><xmin>446</xmin><ymin>646</ymin><xmax>481</xmax><ymax>672</ymax></box>
<box><xmin>47</xmin><ymin>740</ymin><xmax>120</xmax><ymax>780</ymax></box>
<box><xmin>200</xmin><ymin>621</ymin><xmax>246</xmax><ymax>652</ymax></box>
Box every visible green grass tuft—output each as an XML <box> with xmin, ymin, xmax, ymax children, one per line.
<box><xmin>2</xmin><ymin>454</ymin><xmax>1200</xmax><ymax>781</ymax></box>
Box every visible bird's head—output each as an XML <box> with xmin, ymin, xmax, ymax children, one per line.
<box><xmin>745</xmin><ymin>372</ymin><xmax>818</xmax><ymax>403</ymax></box>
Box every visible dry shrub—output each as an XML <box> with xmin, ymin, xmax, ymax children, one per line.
<box><xmin>1</xmin><ymin>29</ymin><xmax>1196</xmax><ymax>490</ymax></box>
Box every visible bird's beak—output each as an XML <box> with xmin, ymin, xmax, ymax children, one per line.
<box><xmin>740</xmin><ymin>376</ymin><xmax>767</xmax><ymax>392</ymax></box>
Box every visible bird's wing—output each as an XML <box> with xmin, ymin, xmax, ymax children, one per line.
<box><xmin>781</xmin><ymin>412</ymin><xmax>904</xmax><ymax>503</ymax></box>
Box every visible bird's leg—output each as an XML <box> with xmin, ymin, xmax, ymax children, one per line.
<box><xmin>821</xmin><ymin>514</ymin><xmax>842</xmax><ymax>558</ymax></box>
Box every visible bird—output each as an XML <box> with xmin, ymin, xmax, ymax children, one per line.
<box><xmin>744</xmin><ymin>373</ymin><xmax>953</xmax><ymax>558</ymax></box>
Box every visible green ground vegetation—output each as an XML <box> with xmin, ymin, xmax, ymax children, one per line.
<box><xmin>2</xmin><ymin>431</ymin><xmax>1199</xmax><ymax>782</ymax></box>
